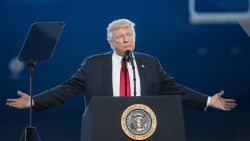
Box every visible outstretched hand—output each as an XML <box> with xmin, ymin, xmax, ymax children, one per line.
<box><xmin>208</xmin><ymin>90</ymin><xmax>237</xmax><ymax>111</ymax></box>
<box><xmin>6</xmin><ymin>91</ymin><xmax>34</xmax><ymax>109</ymax></box>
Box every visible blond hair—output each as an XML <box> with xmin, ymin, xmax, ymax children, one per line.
<box><xmin>107</xmin><ymin>19</ymin><xmax>136</xmax><ymax>40</ymax></box>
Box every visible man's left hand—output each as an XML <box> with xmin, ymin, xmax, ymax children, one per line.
<box><xmin>208</xmin><ymin>90</ymin><xmax>237</xmax><ymax>111</ymax></box>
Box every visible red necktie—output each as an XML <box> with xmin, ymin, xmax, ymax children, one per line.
<box><xmin>120</xmin><ymin>58</ymin><xmax>131</xmax><ymax>96</ymax></box>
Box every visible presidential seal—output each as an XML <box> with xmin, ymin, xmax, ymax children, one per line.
<box><xmin>121</xmin><ymin>104</ymin><xmax>157</xmax><ymax>140</ymax></box>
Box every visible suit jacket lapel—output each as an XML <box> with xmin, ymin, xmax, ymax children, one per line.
<box><xmin>134</xmin><ymin>53</ymin><xmax>147</xmax><ymax>96</ymax></box>
<box><xmin>102</xmin><ymin>52</ymin><xmax>113</xmax><ymax>96</ymax></box>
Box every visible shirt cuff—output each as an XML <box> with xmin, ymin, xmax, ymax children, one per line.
<box><xmin>205</xmin><ymin>96</ymin><xmax>211</xmax><ymax>110</ymax></box>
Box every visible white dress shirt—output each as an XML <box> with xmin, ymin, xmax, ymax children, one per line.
<box><xmin>112</xmin><ymin>51</ymin><xmax>141</xmax><ymax>97</ymax></box>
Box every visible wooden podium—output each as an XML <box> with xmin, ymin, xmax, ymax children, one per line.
<box><xmin>81</xmin><ymin>96</ymin><xmax>186</xmax><ymax>141</ymax></box>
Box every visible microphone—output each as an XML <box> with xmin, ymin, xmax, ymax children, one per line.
<box><xmin>124</xmin><ymin>50</ymin><xmax>137</xmax><ymax>96</ymax></box>
<box><xmin>124</xmin><ymin>50</ymin><xmax>132</xmax><ymax>63</ymax></box>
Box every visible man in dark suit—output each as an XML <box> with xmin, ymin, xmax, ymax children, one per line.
<box><xmin>6</xmin><ymin>19</ymin><xmax>236</xmax><ymax>112</ymax></box>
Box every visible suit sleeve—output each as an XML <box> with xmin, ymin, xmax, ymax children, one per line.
<box><xmin>156</xmin><ymin>59</ymin><xmax>208</xmax><ymax>111</ymax></box>
<box><xmin>32</xmin><ymin>59</ymin><xmax>87</xmax><ymax>112</ymax></box>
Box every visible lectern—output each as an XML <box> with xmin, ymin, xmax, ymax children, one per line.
<box><xmin>81</xmin><ymin>95</ymin><xmax>186</xmax><ymax>141</ymax></box>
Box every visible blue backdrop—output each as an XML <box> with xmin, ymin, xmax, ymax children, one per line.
<box><xmin>1</xmin><ymin>0</ymin><xmax>249</xmax><ymax>140</ymax></box>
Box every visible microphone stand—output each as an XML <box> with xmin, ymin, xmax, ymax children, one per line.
<box><xmin>130</xmin><ymin>57</ymin><xmax>137</xmax><ymax>97</ymax></box>
<box><xmin>125</xmin><ymin>51</ymin><xmax>137</xmax><ymax>97</ymax></box>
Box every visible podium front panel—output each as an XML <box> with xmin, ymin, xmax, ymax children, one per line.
<box><xmin>81</xmin><ymin>96</ymin><xmax>186</xmax><ymax>141</ymax></box>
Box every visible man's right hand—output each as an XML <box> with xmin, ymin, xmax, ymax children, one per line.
<box><xmin>6</xmin><ymin>91</ymin><xmax>34</xmax><ymax>109</ymax></box>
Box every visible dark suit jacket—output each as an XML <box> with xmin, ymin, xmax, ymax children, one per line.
<box><xmin>33</xmin><ymin>52</ymin><xmax>208</xmax><ymax>112</ymax></box>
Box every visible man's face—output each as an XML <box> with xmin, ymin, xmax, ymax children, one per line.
<box><xmin>108</xmin><ymin>26</ymin><xmax>135</xmax><ymax>56</ymax></box>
